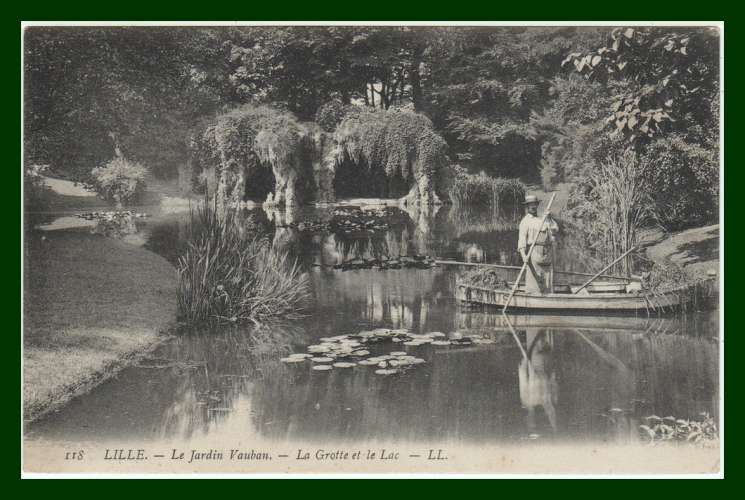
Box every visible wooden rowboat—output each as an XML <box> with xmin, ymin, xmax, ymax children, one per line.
<box><xmin>456</xmin><ymin>281</ymin><xmax>690</xmax><ymax>313</ymax></box>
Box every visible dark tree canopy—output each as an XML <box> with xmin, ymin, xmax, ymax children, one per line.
<box><xmin>24</xmin><ymin>25</ymin><xmax>720</xmax><ymax>227</ymax></box>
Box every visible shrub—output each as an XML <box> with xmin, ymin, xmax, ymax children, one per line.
<box><xmin>24</xmin><ymin>164</ymin><xmax>52</xmax><ymax>210</ymax></box>
<box><xmin>639</xmin><ymin>134</ymin><xmax>719</xmax><ymax>231</ymax></box>
<box><xmin>91</xmin><ymin>157</ymin><xmax>147</xmax><ymax>203</ymax></box>
<box><xmin>314</xmin><ymin>99</ymin><xmax>349</xmax><ymax>132</ymax></box>
<box><xmin>177</xmin><ymin>199</ymin><xmax>310</xmax><ymax>325</ymax></box>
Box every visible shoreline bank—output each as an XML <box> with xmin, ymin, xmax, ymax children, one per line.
<box><xmin>23</xmin><ymin>229</ymin><xmax>178</xmax><ymax>423</ymax></box>
<box><xmin>643</xmin><ymin>224</ymin><xmax>720</xmax><ymax>282</ymax></box>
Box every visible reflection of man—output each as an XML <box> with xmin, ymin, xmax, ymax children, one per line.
<box><xmin>518</xmin><ymin>195</ymin><xmax>559</xmax><ymax>294</ymax></box>
<box><xmin>518</xmin><ymin>329</ymin><xmax>558</xmax><ymax>434</ymax></box>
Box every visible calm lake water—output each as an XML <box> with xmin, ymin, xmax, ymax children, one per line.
<box><xmin>26</xmin><ymin>202</ymin><xmax>720</xmax><ymax>447</ymax></box>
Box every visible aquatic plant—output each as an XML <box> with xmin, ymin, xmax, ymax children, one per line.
<box><xmin>461</xmin><ymin>267</ymin><xmax>514</xmax><ymax>289</ymax></box>
<box><xmin>90</xmin><ymin>157</ymin><xmax>147</xmax><ymax>204</ymax></box>
<box><xmin>447</xmin><ymin>172</ymin><xmax>525</xmax><ymax>212</ymax></box>
<box><xmin>176</xmin><ymin>197</ymin><xmax>310</xmax><ymax>325</ymax></box>
<box><xmin>639</xmin><ymin>413</ymin><xmax>718</xmax><ymax>445</ymax></box>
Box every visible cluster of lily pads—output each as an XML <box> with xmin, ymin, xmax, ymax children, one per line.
<box><xmin>639</xmin><ymin>413</ymin><xmax>718</xmax><ymax>445</ymax></box>
<box><xmin>76</xmin><ymin>210</ymin><xmax>148</xmax><ymax>220</ymax></box>
<box><xmin>333</xmin><ymin>255</ymin><xmax>438</xmax><ymax>271</ymax></box>
<box><xmin>276</xmin><ymin>207</ymin><xmax>399</xmax><ymax>235</ymax></box>
<box><xmin>281</xmin><ymin>328</ymin><xmax>494</xmax><ymax>375</ymax></box>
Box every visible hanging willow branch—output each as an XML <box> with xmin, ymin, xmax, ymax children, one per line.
<box><xmin>332</xmin><ymin>108</ymin><xmax>448</xmax><ymax>180</ymax></box>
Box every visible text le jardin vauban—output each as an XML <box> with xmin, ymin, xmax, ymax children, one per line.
<box><xmin>96</xmin><ymin>448</ymin><xmax>448</xmax><ymax>464</ymax></box>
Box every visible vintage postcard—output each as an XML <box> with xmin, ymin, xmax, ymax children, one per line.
<box><xmin>22</xmin><ymin>21</ymin><xmax>723</xmax><ymax>477</ymax></box>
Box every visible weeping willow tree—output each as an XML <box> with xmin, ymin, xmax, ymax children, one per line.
<box><xmin>332</xmin><ymin>108</ymin><xmax>449</xmax><ymax>205</ymax></box>
<box><xmin>191</xmin><ymin>105</ymin><xmax>312</xmax><ymax>210</ymax></box>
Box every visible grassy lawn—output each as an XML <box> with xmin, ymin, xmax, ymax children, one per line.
<box><xmin>645</xmin><ymin>224</ymin><xmax>720</xmax><ymax>281</ymax></box>
<box><xmin>23</xmin><ymin>230</ymin><xmax>178</xmax><ymax>421</ymax></box>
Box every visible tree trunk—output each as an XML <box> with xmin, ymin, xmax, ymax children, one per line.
<box><xmin>409</xmin><ymin>48</ymin><xmax>424</xmax><ymax>111</ymax></box>
<box><xmin>108</xmin><ymin>131</ymin><xmax>123</xmax><ymax>159</ymax></box>
<box><xmin>399</xmin><ymin>69</ymin><xmax>406</xmax><ymax>105</ymax></box>
<box><xmin>381</xmin><ymin>77</ymin><xmax>389</xmax><ymax>109</ymax></box>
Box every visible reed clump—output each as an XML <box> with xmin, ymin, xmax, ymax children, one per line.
<box><xmin>569</xmin><ymin>150</ymin><xmax>655</xmax><ymax>276</ymax></box>
<box><xmin>177</xmin><ymin>199</ymin><xmax>310</xmax><ymax>325</ymax></box>
<box><xmin>448</xmin><ymin>172</ymin><xmax>525</xmax><ymax>212</ymax></box>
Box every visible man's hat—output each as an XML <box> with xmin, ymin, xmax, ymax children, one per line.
<box><xmin>523</xmin><ymin>194</ymin><xmax>539</xmax><ymax>205</ymax></box>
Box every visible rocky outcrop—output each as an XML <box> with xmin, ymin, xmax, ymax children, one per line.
<box><xmin>191</xmin><ymin>106</ymin><xmax>447</xmax><ymax>209</ymax></box>
<box><xmin>400</xmin><ymin>171</ymin><xmax>442</xmax><ymax>207</ymax></box>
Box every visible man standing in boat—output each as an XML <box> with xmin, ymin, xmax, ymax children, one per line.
<box><xmin>518</xmin><ymin>195</ymin><xmax>559</xmax><ymax>294</ymax></box>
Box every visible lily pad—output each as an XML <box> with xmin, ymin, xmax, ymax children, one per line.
<box><xmin>311</xmin><ymin>357</ymin><xmax>334</xmax><ymax>363</ymax></box>
<box><xmin>312</xmin><ymin>365</ymin><xmax>333</xmax><ymax>371</ymax></box>
<box><xmin>333</xmin><ymin>362</ymin><xmax>356</xmax><ymax>368</ymax></box>
<box><xmin>375</xmin><ymin>369</ymin><xmax>399</xmax><ymax>376</ymax></box>
<box><xmin>281</xmin><ymin>357</ymin><xmax>307</xmax><ymax>363</ymax></box>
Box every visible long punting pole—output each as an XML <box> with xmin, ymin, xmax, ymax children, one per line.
<box><xmin>572</xmin><ymin>246</ymin><xmax>637</xmax><ymax>295</ymax></box>
<box><xmin>502</xmin><ymin>192</ymin><xmax>557</xmax><ymax>315</ymax></box>
<box><xmin>434</xmin><ymin>260</ymin><xmax>637</xmax><ymax>282</ymax></box>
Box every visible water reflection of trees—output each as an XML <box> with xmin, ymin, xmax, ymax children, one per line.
<box><xmin>259</xmin><ymin>204</ymin><xmax>524</xmax><ymax>268</ymax></box>
<box><xmin>29</xmin><ymin>311</ymin><xmax>718</xmax><ymax>446</ymax></box>
<box><xmin>153</xmin><ymin>322</ymin><xmax>306</xmax><ymax>441</ymax></box>
<box><xmin>309</xmin><ymin>269</ymin><xmax>452</xmax><ymax>334</ymax></box>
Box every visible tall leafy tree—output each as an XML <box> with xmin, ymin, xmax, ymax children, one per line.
<box><xmin>24</xmin><ymin>27</ymin><xmax>230</xmax><ymax>179</ymax></box>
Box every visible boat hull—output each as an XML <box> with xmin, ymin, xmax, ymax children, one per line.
<box><xmin>456</xmin><ymin>283</ymin><xmax>685</xmax><ymax>313</ymax></box>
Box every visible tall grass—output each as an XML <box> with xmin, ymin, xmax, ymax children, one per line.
<box><xmin>177</xmin><ymin>199</ymin><xmax>310</xmax><ymax>325</ymax></box>
<box><xmin>448</xmin><ymin>172</ymin><xmax>525</xmax><ymax>213</ymax></box>
<box><xmin>574</xmin><ymin>150</ymin><xmax>655</xmax><ymax>275</ymax></box>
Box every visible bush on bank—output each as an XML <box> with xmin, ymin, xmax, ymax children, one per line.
<box><xmin>91</xmin><ymin>157</ymin><xmax>147</xmax><ymax>204</ymax></box>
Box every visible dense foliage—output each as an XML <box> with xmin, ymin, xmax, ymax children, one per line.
<box><xmin>333</xmin><ymin>107</ymin><xmax>448</xmax><ymax>181</ymax></box>
<box><xmin>26</xmin><ymin>25</ymin><xmax>719</xmax><ymax>230</ymax></box>
<box><xmin>24</xmin><ymin>164</ymin><xmax>52</xmax><ymax>210</ymax></box>
<box><xmin>639</xmin><ymin>134</ymin><xmax>719</xmax><ymax>230</ymax></box>
<box><xmin>559</xmin><ymin>26</ymin><xmax>720</xmax><ymax>233</ymax></box>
